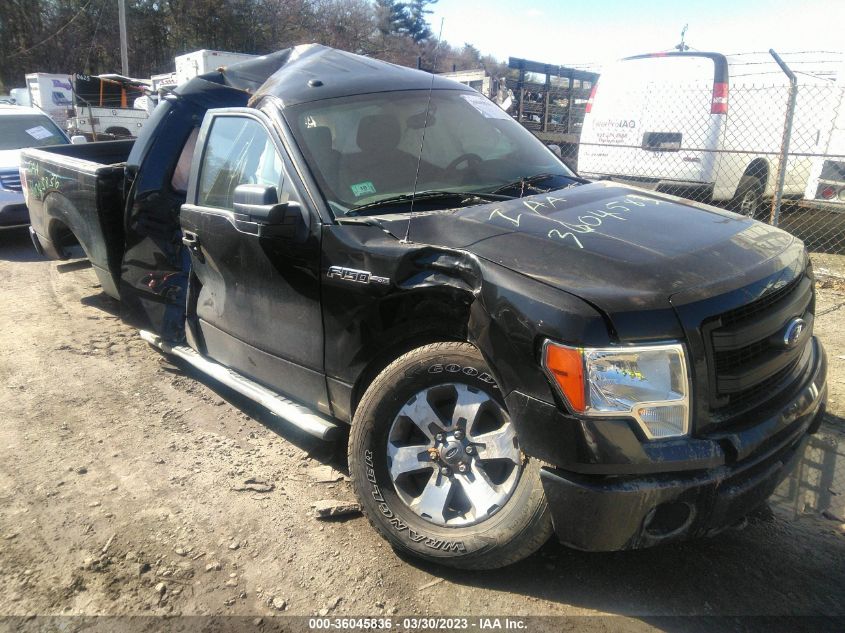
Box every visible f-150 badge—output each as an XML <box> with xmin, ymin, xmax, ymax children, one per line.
<box><xmin>327</xmin><ymin>266</ymin><xmax>390</xmax><ymax>286</ymax></box>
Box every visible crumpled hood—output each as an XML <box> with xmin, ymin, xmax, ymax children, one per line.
<box><xmin>0</xmin><ymin>150</ymin><xmax>21</xmax><ymax>171</ymax></box>
<box><xmin>373</xmin><ymin>182</ymin><xmax>798</xmax><ymax>316</ymax></box>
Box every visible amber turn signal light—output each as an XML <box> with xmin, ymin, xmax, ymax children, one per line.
<box><xmin>542</xmin><ymin>343</ymin><xmax>586</xmax><ymax>412</ymax></box>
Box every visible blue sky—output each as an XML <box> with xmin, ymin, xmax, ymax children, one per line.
<box><xmin>430</xmin><ymin>0</ymin><xmax>845</xmax><ymax>69</ymax></box>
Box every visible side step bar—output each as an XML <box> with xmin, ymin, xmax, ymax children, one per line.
<box><xmin>139</xmin><ymin>330</ymin><xmax>342</xmax><ymax>441</ymax></box>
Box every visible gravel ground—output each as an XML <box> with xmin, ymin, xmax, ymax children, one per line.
<box><xmin>0</xmin><ymin>227</ymin><xmax>843</xmax><ymax>628</ymax></box>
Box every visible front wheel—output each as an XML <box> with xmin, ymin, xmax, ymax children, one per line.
<box><xmin>348</xmin><ymin>342</ymin><xmax>552</xmax><ymax>569</ymax></box>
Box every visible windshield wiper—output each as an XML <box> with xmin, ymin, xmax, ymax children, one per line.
<box><xmin>335</xmin><ymin>215</ymin><xmax>405</xmax><ymax>240</ymax></box>
<box><xmin>345</xmin><ymin>190</ymin><xmax>512</xmax><ymax>216</ymax></box>
<box><xmin>492</xmin><ymin>173</ymin><xmax>588</xmax><ymax>197</ymax></box>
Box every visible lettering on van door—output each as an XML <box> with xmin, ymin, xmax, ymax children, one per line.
<box><xmin>592</xmin><ymin>119</ymin><xmax>638</xmax><ymax>145</ymax></box>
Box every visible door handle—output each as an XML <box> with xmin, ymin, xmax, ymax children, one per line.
<box><xmin>181</xmin><ymin>230</ymin><xmax>203</xmax><ymax>262</ymax></box>
<box><xmin>182</xmin><ymin>230</ymin><xmax>199</xmax><ymax>250</ymax></box>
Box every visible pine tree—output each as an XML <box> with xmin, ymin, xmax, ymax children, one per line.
<box><xmin>402</xmin><ymin>0</ymin><xmax>437</xmax><ymax>43</ymax></box>
<box><xmin>374</xmin><ymin>0</ymin><xmax>406</xmax><ymax>36</ymax></box>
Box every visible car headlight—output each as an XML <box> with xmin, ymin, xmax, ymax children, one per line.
<box><xmin>542</xmin><ymin>340</ymin><xmax>690</xmax><ymax>439</ymax></box>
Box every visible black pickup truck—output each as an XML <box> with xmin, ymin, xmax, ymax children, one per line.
<box><xmin>21</xmin><ymin>45</ymin><xmax>828</xmax><ymax>569</ymax></box>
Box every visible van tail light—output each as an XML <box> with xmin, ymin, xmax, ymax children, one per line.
<box><xmin>585</xmin><ymin>84</ymin><xmax>598</xmax><ymax>114</ymax></box>
<box><xmin>711</xmin><ymin>82</ymin><xmax>728</xmax><ymax>114</ymax></box>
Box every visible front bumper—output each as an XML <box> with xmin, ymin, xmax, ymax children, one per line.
<box><xmin>507</xmin><ymin>337</ymin><xmax>828</xmax><ymax>551</ymax></box>
<box><xmin>0</xmin><ymin>190</ymin><xmax>28</xmax><ymax>228</ymax></box>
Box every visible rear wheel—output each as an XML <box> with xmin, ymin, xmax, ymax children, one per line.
<box><xmin>51</xmin><ymin>223</ymin><xmax>84</xmax><ymax>259</ymax></box>
<box><xmin>731</xmin><ymin>175</ymin><xmax>766</xmax><ymax>220</ymax></box>
<box><xmin>348</xmin><ymin>342</ymin><xmax>552</xmax><ymax>569</ymax></box>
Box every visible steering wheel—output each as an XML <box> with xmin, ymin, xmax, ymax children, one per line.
<box><xmin>445</xmin><ymin>153</ymin><xmax>483</xmax><ymax>173</ymax></box>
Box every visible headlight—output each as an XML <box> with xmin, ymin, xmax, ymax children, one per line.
<box><xmin>542</xmin><ymin>341</ymin><xmax>690</xmax><ymax>439</ymax></box>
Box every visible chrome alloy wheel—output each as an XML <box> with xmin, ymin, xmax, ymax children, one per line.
<box><xmin>386</xmin><ymin>383</ymin><xmax>522</xmax><ymax>527</ymax></box>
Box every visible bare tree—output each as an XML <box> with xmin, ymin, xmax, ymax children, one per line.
<box><xmin>307</xmin><ymin>0</ymin><xmax>376</xmax><ymax>54</ymax></box>
<box><xmin>0</xmin><ymin>0</ymin><xmax>504</xmax><ymax>92</ymax></box>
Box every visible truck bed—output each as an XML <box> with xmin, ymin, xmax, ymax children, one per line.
<box><xmin>21</xmin><ymin>140</ymin><xmax>134</xmax><ymax>299</ymax></box>
<box><xmin>25</xmin><ymin>139</ymin><xmax>134</xmax><ymax>170</ymax></box>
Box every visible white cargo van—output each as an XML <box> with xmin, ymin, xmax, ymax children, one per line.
<box><xmin>804</xmin><ymin>59</ymin><xmax>845</xmax><ymax>208</ymax></box>
<box><xmin>804</xmin><ymin>102</ymin><xmax>845</xmax><ymax>208</ymax></box>
<box><xmin>577</xmin><ymin>52</ymin><xmax>833</xmax><ymax>218</ymax></box>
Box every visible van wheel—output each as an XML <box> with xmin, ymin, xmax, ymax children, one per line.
<box><xmin>348</xmin><ymin>342</ymin><xmax>552</xmax><ymax>569</ymax></box>
<box><xmin>731</xmin><ymin>176</ymin><xmax>766</xmax><ymax>220</ymax></box>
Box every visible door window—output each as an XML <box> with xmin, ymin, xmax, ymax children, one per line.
<box><xmin>197</xmin><ymin>116</ymin><xmax>285</xmax><ymax>210</ymax></box>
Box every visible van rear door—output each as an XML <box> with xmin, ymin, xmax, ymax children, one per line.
<box><xmin>578</xmin><ymin>53</ymin><xmax>727</xmax><ymax>187</ymax></box>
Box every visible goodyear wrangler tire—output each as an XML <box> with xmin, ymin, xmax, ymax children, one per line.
<box><xmin>348</xmin><ymin>342</ymin><xmax>552</xmax><ymax>569</ymax></box>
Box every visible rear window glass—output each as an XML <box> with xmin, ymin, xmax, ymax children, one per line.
<box><xmin>0</xmin><ymin>114</ymin><xmax>67</xmax><ymax>150</ymax></box>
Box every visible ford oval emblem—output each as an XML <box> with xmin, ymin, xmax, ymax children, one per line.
<box><xmin>782</xmin><ymin>317</ymin><xmax>807</xmax><ymax>349</ymax></box>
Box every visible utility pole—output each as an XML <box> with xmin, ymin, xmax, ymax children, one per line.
<box><xmin>675</xmin><ymin>24</ymin><xmax>689</xmax><ymax>52</ymax></box>
<box><xmin>118</xmin><ymin>0</ymin><xmax>129</xmax><ymax>76</ymax></box>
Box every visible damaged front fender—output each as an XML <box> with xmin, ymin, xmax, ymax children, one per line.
<box><xmin>320</xmin><ymin>222</ymin><xmax>610</xmax><ymax>422</ymax></box>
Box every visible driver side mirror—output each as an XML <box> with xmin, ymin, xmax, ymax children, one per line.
<box><xmin>233</xmin><ymin>184</ymin><xmax>307</xmax><ymax>242</ymax></box>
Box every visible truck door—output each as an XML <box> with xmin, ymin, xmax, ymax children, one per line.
<box><xmin>119</xmin><ymin>100</ymin><xmax>204</xmax><ymax>340</ymax></box>
<box><xmin>179</xmin><ymin>109</ymin><xmax>328</xmax><ymax>412</ymax></box>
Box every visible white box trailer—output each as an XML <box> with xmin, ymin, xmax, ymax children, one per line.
<box><xmin>24</xmin><ymin>73</ymin><xmax>73</xmax><ymax>127</ymax></box>
<box><xmin>577</xmin><ymin>52</ymin><xmax>832</xmax><ymax>217</ymax></box>
<box><xmin>174</xmin><ymin>50</ymin><xmax>257</xmax><ymax>85</ymax></box>
<box><xmin>151</xmin><ymin>72</ymin><xmax>178</xmax><ymax>93</ymax></box>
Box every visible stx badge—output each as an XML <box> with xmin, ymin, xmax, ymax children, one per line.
<box><xmin>327</xmin><ymin>266</ymin><xmax>389</xmax><ymax>286</ymax></box>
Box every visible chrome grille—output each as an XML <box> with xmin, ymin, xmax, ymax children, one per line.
<box><xmin>0</xmin><ymin>171</ymin><xmax>22</xmax><ymax>192</ymax></box>
<box><xmin>707</xmin><ymin>273</ymin><xmax>814</xmax><ymax>418</ymax></box>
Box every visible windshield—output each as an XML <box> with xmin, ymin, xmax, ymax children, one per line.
<box><xmin>286</xmin><ymin>89</ymin><xmax>576</xmax><ymax>216</ymax></box>
<box><xmin>0</xmin><ymin>114</ymin><xmax>68</xmax><ymax>150</ymax></box>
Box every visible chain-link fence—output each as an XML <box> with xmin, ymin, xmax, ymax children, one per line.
<box><xmin>509</xmin><ymin>51</ymin><xmax>845</xmax><ymax>274</ymax></box>
<box><xmin>770</xmin><ymin>426</ymin><xmax>845</xmax><ymax>525</ymax></box>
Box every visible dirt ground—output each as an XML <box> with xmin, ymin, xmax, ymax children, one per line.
<box><xmin>0</xmin><ymin>226</ymin><xmax>843</xmax><ymax>628</ymax></box>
